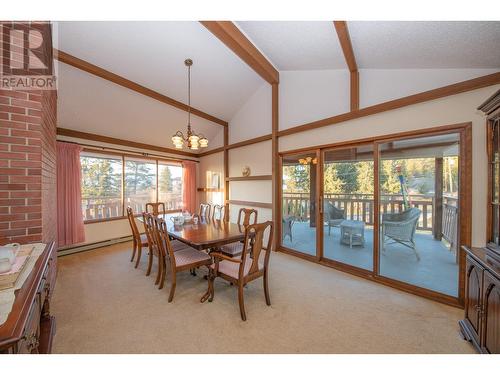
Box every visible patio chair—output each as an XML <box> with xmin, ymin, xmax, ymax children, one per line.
<box><xmin>325</xmin><ymin>202</ymin><xmax>345</xmax><ymax>235</ymax></box>
<box><xmin>282</xmin><ymin>215</ymin><xmax>295</xmax><ymax>242</ymax></box>
<box><xmin>381</xmin><ymin>207</ymin><xmax>422</xmax><ymax>261</ymax></box>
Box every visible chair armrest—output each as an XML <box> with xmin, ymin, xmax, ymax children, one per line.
<box><xmin>382</xmin><ymin>218</ymin><xmax>417</xmax><ymax>227</ymax></box>
<box><xmin>211</xmin><ymin>252</ymin><xmax>242</xmax><ymax>263</ymax></box>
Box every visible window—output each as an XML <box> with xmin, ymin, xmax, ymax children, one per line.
<box><xmin>81</xmin><ymin>153</ymin><xmax>123</xmax><ymax>221</ymax></box>
<box><xmin>80</xmin><ymin>152</ymin><xmax>185</xmax><ymax>222</ymax></box>
<box><xmin>158</xmin><ymin>163</ymin><xmax>183</xmax><ymax>211</ymax></box>
<box><xmin>124</xmin><ymin>158</ymin><xmax>157</xmax><ymax>213</ymax></box>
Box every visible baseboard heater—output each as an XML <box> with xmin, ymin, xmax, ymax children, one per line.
<box><xmin>57</xmin><ymin>235</ymin><xmax>133</xmax><ymax>257</ymax></box>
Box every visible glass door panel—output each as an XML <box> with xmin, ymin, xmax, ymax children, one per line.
<box><xmin>322</xmin><ymin>145</ymin><xmax>374</xmax><ymax>270</ymax></box>
<box><xmin>378</xmin><ymin>133</ymin><xmax>460</xmax><ymax>297</ymax></box>
<box><xmin>282</xmin><ymin>152</ymin><xmax>318</xmax><ymax>256</ymax></box>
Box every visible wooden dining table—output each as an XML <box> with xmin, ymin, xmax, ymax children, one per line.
<box><xmin>141</xmin><ymin>214</ymin><xmax>246</xmax><ymax>251</ymax></box>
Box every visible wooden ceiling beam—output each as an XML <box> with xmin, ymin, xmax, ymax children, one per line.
<box><xmin>334</xmin><ymin>21</ymin><xmax>359</xmax><ymax>111</ymax></box>
<box><xmin>54</xmin><ymin>49</ymin><xmax>228</xmax><ymax>127</ymax></box>
<box><xmin>200</xmin><ymin>21</ymin><xmax>279</xmax><ymax>84</ymax></box>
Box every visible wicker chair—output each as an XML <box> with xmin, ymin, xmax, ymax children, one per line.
<box><xmin>325</xmin><ymin>202</ymin><xmax>345</xmax><ymax>235</ymax></box>
<box><xmin>381</xmin><ymin>207</ymin><xmax>422</xmax><ymax>260</ymax></box>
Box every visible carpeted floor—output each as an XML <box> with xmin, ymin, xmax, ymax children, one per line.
<box><xmin>51</xmin><ymin>241</ymin><xmax>474</xmax><ymax>354</ymax></box>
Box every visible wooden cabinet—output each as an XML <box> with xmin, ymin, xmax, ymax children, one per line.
<box><xmin>0</xmin><ymin>242</ymin><xmax>57</xmax><ymax>354</ymax></box>
<box><xmin>460</xmin><ymin>246</ymin><xmax>500</xmax><ymax>354</ymax></box>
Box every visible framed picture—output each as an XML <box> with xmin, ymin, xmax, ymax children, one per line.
<box><xmin>211</xmin><ymin>173</ymin><xmax>220</xmax><ymax>189</ymax></box>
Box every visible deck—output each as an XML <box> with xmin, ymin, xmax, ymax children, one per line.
<box><xmin>282</xmin><ymin>221</ymin><xmax>459</xmax><ymax>297</ymax></box>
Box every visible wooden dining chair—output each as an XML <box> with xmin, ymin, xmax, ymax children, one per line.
<box><xmin>204</xmin><ymin>221</ymin><xmax>274</xmax><ymax>320</ymax></box>
<box><xmin>127</xmin><ymin>207</ymin><xmax>149</xmax><ymax>268</ymax></box>
<box><xmin>218</xmin><ymin>208</ymin><xmax>258</xmax><ymax>257</ymax></box>
<box><xmin>199</xmin><ymin>203</ymin><xmax>211</xmax><ymax>219</ymax></box>
<box><xmin>146</xmin><ymin>202</ymin><xmax>166</xmax><ymax>216</ymax></box>
<box><xmin>155</xmin><ymin>217</ymin><xmax>212</xmax><ymax>301</ymax></box>
<box><xmin>212</xmin><ymin>204</ymin><xmax>228</xmax><ymax>221</ymax></box>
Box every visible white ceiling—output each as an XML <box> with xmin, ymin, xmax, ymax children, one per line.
<box><xmin>349</xmin><ymin>21</ymin><xmax>500</xmax><ymax>69</ymax></box>
<box><xmin>54</xmin><ymin>21</ymin><xmax>264</xmax><ymax>121</ymax></box>
<box><xmin>57</xmin><ymin>63</ymin><xmax>224</xmax><ymax>152</ymax></box>
<box><xmin>237</xmin><ymin>21</ymin><xmax>346</xmax><ymax>70</ymax></box>
<box><xmin>237</xmin><ymin>21</ymin><xmax>500</xmax><ymax>70</ymax></box>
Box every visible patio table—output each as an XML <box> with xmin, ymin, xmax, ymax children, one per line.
<box><xmin>339</xmin><ymin>220</ymin><xmax>365</xmax><ymax>248</ymax></box>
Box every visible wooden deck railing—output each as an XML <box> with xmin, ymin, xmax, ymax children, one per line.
<box><xmin>282</xmin><ymin>192</ymin><xmax>458</xmax><ymax>233</ymax></box>
<box><xmin>81</xmin><ymin>194</ymin><xmax>183</xmax><ymax>221</ymax></box>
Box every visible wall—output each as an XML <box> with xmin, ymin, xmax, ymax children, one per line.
<box><xmin>197</xmin><ymin>151</ymin><xmax>224</xmax><ymax>208</ymax></box>
<box><xmin>0</xmin><ymin>22</ymin><xmax>58</xmax><ymax>245</ymax></box>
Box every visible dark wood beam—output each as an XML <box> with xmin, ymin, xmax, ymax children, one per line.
<box><xmin>278</xmin><ymin>72</ymin><xmax>500</xmax><ymax>137</ymax></box>
<box><xmin>54</xmin><ymin>49</ymin><xmax>228</xmax><ymax>127</ymax></box>
<box><xmin>200</xmin><ymin>21</ymin><xmax>279</xmax><ymax>84</ymax></box>
<box><xmin>56</xmin><ymin>127</ymin><xmax>196</xmax><ymax>157</ymax></box>
<box><xmin>334</xmin><ymin>21</ymin><xmax>359</xmax><ymax>111</ymax></box>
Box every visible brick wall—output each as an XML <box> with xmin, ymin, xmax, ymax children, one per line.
<box><xmin>0</xmin><ymin>22</ymin><xmax>57</xmax><ymax>245</ymax></box>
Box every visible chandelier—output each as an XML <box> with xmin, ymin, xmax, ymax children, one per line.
<box><xmin>298</xmin><ymin>157</ymin><xmax>317</xmax><ymax>165</ymax></box>
<box><xmin>171</xmin><ymin>59</ymin><xmax>208</xmax><ymax>150</ymax></box>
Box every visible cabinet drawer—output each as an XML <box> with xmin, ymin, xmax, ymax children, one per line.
<box><xmin>17</xmin><ymin>298</ymin><xmax>41</xmax><ymax>354</ymax></box>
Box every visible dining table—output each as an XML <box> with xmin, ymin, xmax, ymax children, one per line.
<box><xmin>139</xmin><ymin>213</ymin><xmax>246</xmax><ymax>251</ymax></box>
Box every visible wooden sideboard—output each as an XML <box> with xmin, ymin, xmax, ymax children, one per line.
<box><xmin>0</xmin><ymin>242</ymin><xmax>57</xmax><ymax>354</ymax></box>
<box><xmin>459</xmin><ymin>246</ymin><xmax>500</xmax><ymax>354</ymax></box>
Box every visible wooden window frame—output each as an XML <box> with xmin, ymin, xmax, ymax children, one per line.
<box><xmin>80</xmin><ymin>150</ymin><xmax>183</xmax><ymax>224</ymax></box>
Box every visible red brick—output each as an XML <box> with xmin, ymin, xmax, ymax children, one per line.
<box><xmin>27</xmin><ymin>212</ymin><xmax>41</xmax><ymax>220</ymax></box>
<box><xmin>27</xmin><ymin>227</ymin><xmax>42</xmax><ymax>235</ymax></box>
<box><xmin>0</xmin><ymin>192</ymin><xmax>8</xmax><ymax>198</ymax></box>
<box><xmin>27</xmin><ymin>184</ymin><xmax>41</xmax><ymax>191</ymax></box>
<box><xmin>10</xmin><ymin>176</ymin><xmax>41</xmax><ymax>184</ymax></box>
<box><xmin>27</xmin><ymin>198</ymin><xmax>41</xmax><ymax>205</ymax></box>
<box><xmin>0</xmin><ymin>168</ymin><xmax>26</xmax><ymax>175</ymax></box>
<box><xmin>0</xmin><ymin>104</ymin><xmax>26</xmax><ymax>115</ymax></box>
<box><xmin>27</xmin><ymin>138</ymin><xmax>41</xmax><ymax>146</ymax></box>
<box><xmin>0</xmin><ymin>128</ymin><xmax>8</xmax><ymax>136</ymax></box>
<box><xmin>27</xmin><ymin>109</ymin><xmax>42</xmax><ymax>117</ymax></box>
<box><xmin>11</xmin><ymin>114</ymin><xmax>41</xmax><ymax>124</ymax></box>
<box><xmin>0</xmin><ymin>199</ymin><xmax>25</xmax><ymax>206</ymax></box>
<box><xmin>11</xmin><ymin>129</ymin><xmax>40</xmax><ymax>138</ymax></box>
<box><xmin>14</xmin><ymin>205</ymin><xmax>41</xmax><ymax>213</ymax></box>
<box><xmin>0</xmin><ymin>113</ymin><xmax>9</xmax><ymax>120</ymax></box>
<box><xmin>11</xmin><ymin>145</ymin><xmax>41</xmax><ymax>153</ymax></box>
<box><xmin>10</xmin><ymin>160</ymin><xmax>41</xmax><ymax>168</ymax></box>
<box><xmin>11</xmin><ymin>219</ymin><xmax>42</xmax><ymax>228</ymax></box>
<box><xmin>10</xmin><ymin>234</ymin><xmax>42</xmax><ymax>243</ymax></box>
<box><xmin>0</xmin><ymin>160</ymin><xmax>7</xmax><ymax>168</ymax></box>
<box><xmin>0</xmin><ymin>136</ymin><xmax>26</xmax><ymax>144</ymax></box>
<box><xmin>28</xmin><ymin>93</ymin><xmax>41</xmax><ymax>101</ymax></box>
<box><xmin>27</xmin><ymin>169</ymin><xmax>41</xmax><ymax>176</ymax></box>
<box><xmin>27</xmin><ymin>153</ymin><xmax>41</xmax><ymax>161</ymax></box>
<box><xmin>0</xmin><ymin>214</ymin><xmax>26</xmax><ymax>222</ymax></box>
<box><xmin>11</xmin><ymin>99</ymin><xmax>42</xmax><ymax>110</ymax></box>
<box><xmin>27</xmin><ymin>124</ymin><xmax>42</xmax><ymax>132</ymax></box>
<box><xmin>0</xmin><ymin>90</ymin><xmax>28</xmax><ymax>100</ymax></box>
<box><xmin>0</xmin><ymin>228</ymin><xmax>26</xmax><ymax>237</ymax></box>
<box><xmin>0</xmin><ymin>176</ymin><xmax>7</xmax><ymax>183</ymax></box>
<box><xmin>0</xmin><ymin>184</ymin><xmax>26</xmax><ymax>190</ymax></box>
<box><xmin>0</xmin><ymin>207</ymin><xmax>9</xmax><ymax>214</ymax></box>
<box><xmin>10</xmin><ymin>191</ymin><xmax>40</xmax><ymax>198</ymax></box>
<box><xmin>0</xmin><ymin>120</ymin><xmax>27</xmax><ymax>130</ymax></box>
<box><xmin>0</xmin><ymin>223</ymin><xmax>8</xmax><ymax>230</ymax></box>
<box><xmin>0</xmin><ymin>152</ymin><xmax>25</xmax><ymax>160</ymax></box>
<box><xmin>0</xmin><ymin>97</ymin><xmax>9</xmax><ymax>105</ymax></box>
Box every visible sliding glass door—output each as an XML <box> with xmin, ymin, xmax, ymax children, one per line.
<box><xmin>378</xmin><ymin>133</ymin><xmax>460</xmax><ymax>297</ymax></box>
<box><xmin>281</xmin><ymin>152</ymin><xmax>319</xmax><ymax>257</ymax></box>
<box><xmin>322</xmin><ymin>145</ymin><xmax>374</xmax><ymax>270</ymax></box>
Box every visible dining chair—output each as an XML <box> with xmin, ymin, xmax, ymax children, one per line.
<box><xmin>126</xmin><ymin>207</ymin><xmax>149</xmax><ymax>268</ymax></box>
<box><xmin>146</xmin><ymin>202</ymin><xmax>166</xmax><ymax>216</ymax></box>
<box><xmin>199</xmin><ymin>203</ymin><xmax>211</xmax><ymax>219</ymax></box>
<box><xmin>204</xmin><ymin>221</ymin><xmax>274</xmax><ymax>321</ymax></box>
<box><xmin>143</xmin><ymin>212</ymin><xmax>191</xmax><ymax>285</ymax></box>
<box><xmin>155</xmin><ymin>217</ymin><xmax>212</xmax><ymax>301</ymax></box>
<box><xmin>212</xmin><ymin>204</ymin><xmax>228</xmax><ymax>221</ymax></box>
<box><xmin>218</xmin><ymin>208</ymin><xmax>258</xmax><ymax>257</ymax></box>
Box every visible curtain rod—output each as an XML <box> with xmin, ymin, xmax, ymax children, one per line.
<box><xmin>58</xmin><ymin>139</ymin><xmax>200</xmax><ymax>163</ymax></box>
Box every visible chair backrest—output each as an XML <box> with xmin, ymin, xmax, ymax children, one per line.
<box><xmin>199</xmin><ymin>203</ymin><xmax>211</xmax><ymax>218</ymax></box>
<box><xmin>327</xmin><ymin>202</ymin><xmax>344</xmax><ymax>220</ymax></box>
<box><xmin>239</xmin><ymin>221</ymin><xmax>274</xmax><ymax>280</ymax></box>
<box><xmin>237</xmin><ymin>208</ymin><xmax>258</xmax><ymax>227</ymax></box>
<box><xmin>155</xmin><ymin>217</ymin><xmax>176</xmax><ymax>268</ymax></box>
<box><xmin>146</xmin><ymin>202</ymin><xmax>166</xmax><ymax>216</ymax></box>
<box><xmin>212</xmin><ymin>204</ymin><xmax>227</xmax><ymax>221</ymax></box>
<box><xmin>126</xmin><ymin>207</ymin><xmax>140</xmax><ymax>239</ymax></box>
<box><xmin>142</xmin><ymin>212</ymin><xmax>159</xmax><ymax>255</ymax></box>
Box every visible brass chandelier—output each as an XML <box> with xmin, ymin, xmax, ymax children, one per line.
<box><xmin>171</xmin><ymin>59</ymin><xmax>208</xmax><ymax>150</ymax></box>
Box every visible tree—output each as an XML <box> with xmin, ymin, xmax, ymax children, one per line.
<box><xmin>158</xmin><ymin>165</ymin><xmax>173</xmax><ymax>193</ymax></box>
<box><xmin>356</xmin><ymin>161</ymin><xmax>374</xmax><ymax>194</ymax></box>
<box><xmin>81</xmin><ymin>157</ymin><xmax>121</xmax><ymax>201</ymax></box>
<box><xmin>125</xmin><ymin>161</ymin><xmax>155</xmax><ymax>195</ymax></box>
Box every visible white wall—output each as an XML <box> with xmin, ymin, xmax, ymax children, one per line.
<box><xmin>198</xmin><ymin>151</ymin><xmax>225</xmax><ymax>208</ymax></box>
<box><xmin>280</xmin><ymin>84</ymin><xmax>500</xmax><ymax>247</ymax></box>
<box><xmin>228</xmin><ymin>83</ymin><xmax>272</xmax><ymax>143</ymax></box>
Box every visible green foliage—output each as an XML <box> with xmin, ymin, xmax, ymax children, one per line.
<box><xmin>158</xmin><ymin>165</ymin><xmax>173</xmax><ymax>193</ymax></box>
<box><xmin>81</xmin><ymin>156</ymin><xmax>121</xmax><ymax>200</ymax></box>
<box><xmin>125</xmin><ymin>161</ymin><xmax>156</xmax><ymax>195</ymax></box>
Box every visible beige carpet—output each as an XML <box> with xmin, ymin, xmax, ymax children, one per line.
<box><xmin>51</xmin><ymin>241</ymin><xmax>475</xmax><ymax>354</ymax></box>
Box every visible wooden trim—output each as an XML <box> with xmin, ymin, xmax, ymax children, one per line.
<box><xmin>198</xmin><ymin>147</ymin><xmax>225</xmax><ymax>157</ymax></box>
<box><xmin>224</xmin><ymin>127</ymin><xmax>229</xmax><ymax>217</ymax></box>
<box><xmin>279</xmin><ymin>121</ymin><xmax>473</xmax><ymax>156</ymax></box>
<box><xmin>278</xmin><ymin>72</ymin><xmax>500</xmax><ymax>137</ymax></box>
<box><xmin>373</xmin><ymin>142</ymin><xmax>380</xmax><ymax>275</ymax></box>
<box><xmin>200</xmin><ymin>21</ymin><xmax>279</xmax><ymax>84</ymax></box>
<box><xmin>272</xmin><ymin>83</ymin><xmax>279</xmax><ymax>251</ymax></box>
<box><xmin>334</xmin><ymin>21</ymin><xmax>359</xmax><ymax>111</ymax></box>
<box><xmin>226</xmin><ymin>134</ymin><xmax>272</xmax><ymax>150</ymax></box>
<box><xmin>197</xmin><ymin>187</ymin><xmax>223</xmax><ymax>193</ymax></box>
<box><xmin>227</xmin><ymin>200</ymin><xmax>272</xmax><ymax>209</ymax></box>
<box><xmin>54</xmin><ymin>49</ymin><xmax>228</xmax><ymax>127</ymax></box>
<box><xmin>57</xmin><ymin>127</ymin><xmax>196</xmax><ymax>158</ymax></box>
<box><xmin>226</xmin><ymin>175</ymin><xmax>272</xmax><ymax>181</ymax></box>
<box><xmin>80</xmin><ymin>147</ymin><xmax>191</xmax><ymax>164</ymax></box>
<box><xmin>333</xmin><ymin>21</ymin><xmax>357</xmax><ymax>72</ymax></box>
<box><xmin>350</xmin><ymin>70</ymin><xmax>359</xmax><ymax>111</ymax></box>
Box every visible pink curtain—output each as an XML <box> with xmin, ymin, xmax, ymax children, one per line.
<box><xmin>57</xmin><ymin>142</ymin><xmax>85</xmax><ymax>247</ymax></box>
<box><xmin>182</xmin><ymin>160</ymin><xmax>197</xmax><ymax>214</ymax></box>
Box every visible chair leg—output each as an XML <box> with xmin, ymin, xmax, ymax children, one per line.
<box><xmin>263</xmin><ymin>270</ymin><xmax>271</xmax><ymax>306</ymax></box>
<box><xmin>238</xmin><ymin>284</ymin><xmax>247</xmax><ymax>321</ymax></box>
<box><xmin>130</xmin><ymin>239</ymin><xmax>137</xmax><ymax>262</ymax></box>
<box><xmin>168</xmin><ymin>271</ymin><xmax>177</xmax><ymax>303</ymax></box>
<box><xmin>412</xmin><ymin>241</ymin><xmax>420</xmax><ymax>261</ymax></box>
<box><xmin>155</xmin><ymin>256</ymin><xmax>162</xmax><ymax>286</ymax></box>
<box><xmin>158</xmin><ymin>257</ymin><xmax>165</xmax><ymax>289</ymax></box>
<box><xmin>146</xmin><ymin>246</ymin><xmax>153</xmax><ymax>276</ymax></box>
<box><xmin>328</xmin><ymin>225</ymin><xmax>331</xmax><ymax>236</ymax></box>
<box><xmin>134</xmin><ymin>243</ymin><xmax>142</xmax><ymax>268</ymax></box>
<box><xmin>208</xmin><ymin>269</ymin><xmax>215</xmax><ymax>302</ymax></box>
